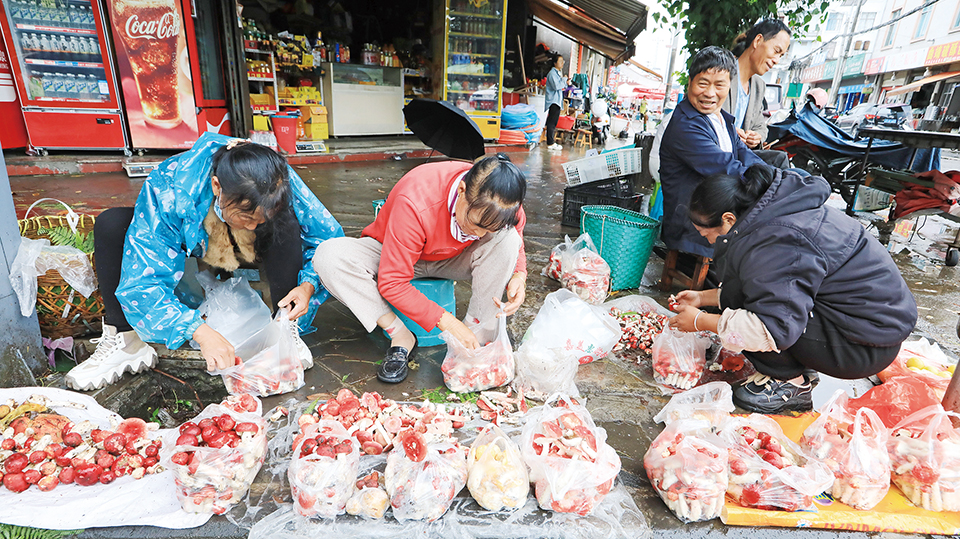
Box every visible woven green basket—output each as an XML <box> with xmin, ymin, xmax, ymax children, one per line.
<box><xmin>580</xmin><ymin>205</ymin><xmax>660</xmax><ymax>291</ymax></box>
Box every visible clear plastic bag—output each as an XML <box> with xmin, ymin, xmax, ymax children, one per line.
<box><xmin>652</xmin><ymin>381</ymin><xmax>734</xmax><ymax>426</ymax></box>
<box><xmin>10</xmin><ymin>236</ymin><xmax>97</xmax><ymax>316</ymax></box>
<box><xmin>214</xmin><ymin>309</ymin><xmax>305</xmax><ymax>397</ymax></box>
<box><xmin>888</xmin><ymin>404</ymin><xmax>960</xmax><ymax>512</ymax></box>
<box><xmin>384</xmin><ymin>440</ymin><xmax>468</xmax><ymax>522</ymax></box>
<box><xmin>466</xmin><ymin>424</ymin><xmax>529</xmax><ymax>511</ymax></box>
<box><xmin>720</xmin><ymin>415</ymin><xmax>834</xmax><ymax>512</ymax></box>
<box><xmin>643</xmin><ymin>419</ymin><xmax>727</xmax><ymax>522</ymax></box>
<box><xmin>441</xmin><ymin>311</ymin><xmax>515</xmax><ymax>393</ymax></box>
<box><xmin>192</xmin><ymin>272</ymin><xmax>272</xmax><ymax>348</ymax></box>
<box><xmin>519</xmin><ymin>289</ymin><xmax>621</xmax><ymax>366</ymax></box>
<box><xmin>289</xmin><ymin>421</ymin><xmax>361</xmax><ymax>518</ymax></box>
<box><xmin>559</xmin><ymin>235</ymin><xmax>610</xmax><ymax>305</ymax></box>
<box><xmin>879</xmin><ymin>338</ymin><xmax>957</xmax><ymax>396</ymax></box>
<box><xmin>651</xmin><ymin>327</ymin><xmax>709</xmax><ymax>394</ymax></box>
<box><xmin>603</xmin><ymin>295</ymin><xmax>672</xmax><ymax>353</ymax></box>
<box><xmin>520</xmin><ymin>394</ymin><xmax>621</xmax><ymax>515</ymax></box>
<box><xmin>798</xmin><ymin>390</ymin><xmax>890</xmax><ymax>510</ymax></box>
<box><xmin>169</xmin><ymin>398</ymin><xmax>268</xmax><ymax>515</ymax></box>
<box><xmin>541</xmin><ymin>233</ymin><xmax>598</xmax><ymax>281</ymax></box>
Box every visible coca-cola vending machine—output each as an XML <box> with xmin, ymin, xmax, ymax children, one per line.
<box><xmin>105</xmin><ymin>0</ymin><xmax>231</xmax><ymax>150</ymax></box>
<box><xmin>0</xmin><ymin>0</ymin><xmax>128</xmax><ymax>154</ymax></box>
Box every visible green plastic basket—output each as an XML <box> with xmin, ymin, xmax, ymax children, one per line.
<box><xmin>580</xmin><ymin>205</ymin><xmax>660</xmax><ymax>291</ymax></box>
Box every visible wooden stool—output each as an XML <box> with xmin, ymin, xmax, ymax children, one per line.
<box><xmin>539</xmin><ymin>129</ymin><xmax>547</xmax><ymax>144</ymax></box>
<box><xmin>660</xmin><ymin>249</ymin><xmax>711</xmax><ymax>291</ymax></box>
<box><xmin>575</xmin><ymin>128</ymin><xmax>592</xmax><ymax>149</ymax></box>
<box><xmin>555</xmin><ymin>128</ymin><xmax>572</xmax><ymax>144</ymax></box>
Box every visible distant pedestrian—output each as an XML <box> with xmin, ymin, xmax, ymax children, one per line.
<box><xmin>639</xmin><ymin>98</ymin><xmax>648</xmax><ymax>131</ymax></box>
<box><xmin>544</xmin><ymin>52</ymin><xmax>565</xmax><ymax>151</ymax></box>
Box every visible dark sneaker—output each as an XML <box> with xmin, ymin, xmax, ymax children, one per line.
<box><xmin>378</xmin><ymin>346</ymin><xmax>414</xmax><ymax>383</ymax></box>
<box><xmin>733</xmin><ymin>373</ymin><xmax>813</xmax><ymax>414</ymax></box>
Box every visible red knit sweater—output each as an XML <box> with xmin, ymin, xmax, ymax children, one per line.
<box><xmin>362</xmin><ymin>161</ymin><xmax>527</xmax><ymax>330</ymax></box>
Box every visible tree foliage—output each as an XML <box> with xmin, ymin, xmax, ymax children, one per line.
<box><xmin>652</xmin><ymin>0</ymin><xmax>828</xmax><ymax>75</ymax></box>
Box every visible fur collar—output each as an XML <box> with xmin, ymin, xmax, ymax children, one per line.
<box><xmin>202</xmin><ymin>202</ymin><xmax>256</xmax><ymax>271</ymax></box>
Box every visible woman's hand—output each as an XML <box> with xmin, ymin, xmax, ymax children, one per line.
<box><xmin>278</xmin><ymin>282</ymin><xmax>315</xmax><ymax>320</ymax></box>
<box><xmin>668</xmin><ymin>305</ymin><xmax>702</xmax><ymax>333</ymax></box>
<box><xmin>496</xmin><ymin>272</ymin><xmax>526</xmax><ymax>316</ymax></box>
<box><xmin>438</xmin><ymin>311</ymin><xmax>480</xmax><ymax>350</ymax></box>
<box><xmin>193</xmin><ymin>323</ymin><xmax>236</xmax><ymax>372</ymax></box>
<box><xmin>675</xmin><ymin>290</ymin><xmax>703</xmax><ymax>309</ymax></box>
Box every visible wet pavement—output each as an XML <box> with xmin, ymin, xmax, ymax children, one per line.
<box><xmin>11</xmin><ymin>140</ymin><xmax>960</xmax><ymax>538</ymax></box>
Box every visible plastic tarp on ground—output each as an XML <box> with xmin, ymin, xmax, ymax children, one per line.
<box><xmin>0</xmin><ymin>387</ymin><xmax>211</xmax><ymax>530</ymax></box>
<box><xmin>721</xmin><ymin>413</ymin><xmax>960</xmax><ymax>535</ymax></box>
<box><xmin>768</xmin><ymin>103</ymin><xmax>940</xmax><ymax>172</ymax></box>
<box><xmin>234</xmin><ymin>400</ymin><xmax>650</xmax><ymax>539</ymax></box>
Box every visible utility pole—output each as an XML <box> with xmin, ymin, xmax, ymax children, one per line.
<box><xmin>828</xmin><ymin>0</ymin><xmax>866</xmax><ymax>109</ymax></box>
<box><xmin>661</xmin><ymin>18</ymin><xmax>680</xmax><ymax>113</ymax></box>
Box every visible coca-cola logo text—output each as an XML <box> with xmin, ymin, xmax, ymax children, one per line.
<box><xmin>124</xmin><ymin>13</ymin><xmax>179</xmax><ymax>40</ymax></box>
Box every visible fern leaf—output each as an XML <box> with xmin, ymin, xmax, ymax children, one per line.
<box><xmin>0</xmin><ymin>524</ymin><xmax>83</xmax><ymax>539</ymax></box>
<box><xmin>36</xmin><ymin>226</ymin><xmax>94</xmax><ymax>254</ymax></box>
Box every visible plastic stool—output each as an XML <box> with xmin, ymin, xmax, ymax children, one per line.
<box><xmin>382</xmin><ymin>278</ymin><xmax>455</xmax><ymax>347</ymax></box>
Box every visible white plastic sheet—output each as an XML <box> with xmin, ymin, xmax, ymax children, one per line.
<box><xmin>0</xmin><ymin>387</ymin><xmax>210</xmax><ymax>530</ymax></box>
<box><xmin>191</xmin><ymin>272</ymin><xmax>272</xmax><ymax>349</ymax></box>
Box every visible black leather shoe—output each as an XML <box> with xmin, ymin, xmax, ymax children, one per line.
<box><xmin>733</xmin><ymin>373</ymin><xmax>813</xmax><ymax>414</ymax></box>
<box><xmin>378</xmin><ymin>346</ymin><xmax>413</xmax><ymax>383</ymax></box>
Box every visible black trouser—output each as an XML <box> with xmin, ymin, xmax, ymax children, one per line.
<box><xmin>95</xmin><ymin>207</ymin><xmax>302</xmax><ymax>332</ymax></box>
<box><xmin>545</xmin><ymin>104</ymin><xmax>561</xmax><ymax>145</ymax></box>
<box><xmin>743</xmin><ymin>310</ymin><xmax>900</xmax><ymax>380</ymax></box>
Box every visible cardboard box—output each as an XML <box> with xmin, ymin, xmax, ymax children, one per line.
<box><xmin>252</xmin><ymin>115</ymin><xmax>270</xmax><ymax>131</ymax></box>
<box><xmin>302</xmin><ymin>122</ymin><xmax>328</xmax><ymax>140</ymax></box>
<box><xmin>299</xmin><ymin>106</ymin><xmax>327</xmax><ymax>121</ymax></box>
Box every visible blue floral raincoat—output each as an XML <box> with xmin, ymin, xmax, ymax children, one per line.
<box><xmin>116</xmin><ymin>132</ymin><xmax>344</xmax><ymax>349</ymax></box>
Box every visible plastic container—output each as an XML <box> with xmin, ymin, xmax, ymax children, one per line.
<box><xmin>561</xmin><ymin>177</ymin><xmax>641</xmax><ymax>228</ymax></box>
<box><xmin>562</xmin><ymin>147</ymin><xmax>643</xmax><ymax>187</ymax></box>
<box><xmin>580</xmin><ymin>205</ymin><xmax>659</xmax><ymax>290</ymax></box>
<box><xmin>271</xmin><ymin>115</ymin><xmax>298</xmax><ymax>155</ymax></box>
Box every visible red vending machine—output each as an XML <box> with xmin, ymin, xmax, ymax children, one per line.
<box><xmin>104</xmin><ymin>0</ymin><xmax>230</xmax><ymax>150</ymax></box>
<box><xmin>0</xmin><ymin>35</ymin><xmax>29</xmax><ymax>149</ymax></box>
<box><xmin>0</xmin><ymin>0</ymin><xmax>128</xmax><ymax>154</ymax></box>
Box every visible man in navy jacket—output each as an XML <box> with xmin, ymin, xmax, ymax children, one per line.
<box><xmin>660</xmin><ymin>46</ymin><xmax>765</xmax><ymax>259</ymax></box>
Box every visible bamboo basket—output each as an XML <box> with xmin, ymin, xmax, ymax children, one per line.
<box><xmin>18</xmin><ymin>213</ymin><xmax>103</xmax><ymax>338</ymax></box>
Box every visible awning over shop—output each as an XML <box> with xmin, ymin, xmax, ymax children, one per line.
<box><xmin>527</xmin><ymin>0</ymin><xmax>646</xmax><ymax>63</ymax></box>
<box><xmin>886</xmin><ymin>71</ymin><xmax>960</xmax><ymax>97</ymax></box>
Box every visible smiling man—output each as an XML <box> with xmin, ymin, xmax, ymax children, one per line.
<box><xmin>659</xmin><ymin>46</ymin><xmax>765</xmax><ymax>259</ymax></box>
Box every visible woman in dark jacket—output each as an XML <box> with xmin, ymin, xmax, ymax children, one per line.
<box><xmin>669</xmin><ymin>165</ymin><xmax>917</xmax><ymax>414</ymax></box>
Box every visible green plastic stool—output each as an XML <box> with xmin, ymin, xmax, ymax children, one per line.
<box><xmin>383</xmin><ymin>278</ymin><xmax>456</xmax><ymax>347</ymax></box>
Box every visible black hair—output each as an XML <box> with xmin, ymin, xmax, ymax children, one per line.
<box><xmin>732</xmin><ymin>19</ymin><xmax>792</xmax><ymax>57</ymax></box>
<box><xmin>688</xmin><ymin>164</ymin><xmax>776</xmax><ymax>228</ymax></box>
<box><xmin>462</xmin><ymin>153</ymin><xmax>526</xmax><ymax>231</ymax></box>
<box><xmin>211</xmin><ymin>141</ymin><xmax>291</xmax><ymax>220</ymax></box>
<box><xmin>548</xmin><ymin>52</ymin><xmax>562</xmax><ymax>68</ymax></box>
<box><xmin>688</xmin><ymin>46</ymin><xmax>737</xmax><ymax>82</ymax></box>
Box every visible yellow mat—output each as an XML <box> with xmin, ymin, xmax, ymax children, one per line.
<box><xmin>720</xmin><ymin>414</ymin><xmax>960</xmax><ymax>535</ymax></box>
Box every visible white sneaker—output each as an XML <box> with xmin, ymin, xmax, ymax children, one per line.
<box><xmin>548</xmin><ymin>143</ymin><xmax>562</xmax><ymax>151</ymax></box>
<box><xmin>65</xmin><ymin>324</ymin><xmax>158</xmax><ymax>391</ymax></box>
<box><xmin>290</xmin><ymin>322</ymin><xmax>313</xmax><ymax>369</ymax></box>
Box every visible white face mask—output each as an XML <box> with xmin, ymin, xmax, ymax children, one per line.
<box><xmin>213</xmin><ymin>193</ymin><xmax>226</xmax><ymax>222</ymax></box>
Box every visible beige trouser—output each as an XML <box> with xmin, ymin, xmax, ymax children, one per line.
<box><xmin>314</xmin><ymin>228</ymin><xmax>521</xmax><ymax>333</ymax></box>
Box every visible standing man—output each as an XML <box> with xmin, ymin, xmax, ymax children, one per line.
<box><xmin>639</xmin><ymin>98</ymin><xmax>649</xmax><ymax>131</ymax></box>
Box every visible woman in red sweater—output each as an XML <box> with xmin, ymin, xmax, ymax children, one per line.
<box><xmin>314</xmin><ymin>154</ymin><xmax>527</xmax><ymax>382</ymax></box>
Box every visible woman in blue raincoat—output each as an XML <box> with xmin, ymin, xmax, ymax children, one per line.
<box><xmin>66</xmin><ymin>133</ymin><xmax>344</xmax><ymax>391</ymax></box>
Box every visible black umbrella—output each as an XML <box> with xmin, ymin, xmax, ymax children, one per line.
<box><xmin>403</xmin><ymin>99</ymin><xmax>485</xmax><ymax>161</ymax></box>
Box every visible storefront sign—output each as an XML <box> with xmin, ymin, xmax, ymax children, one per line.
<box><xmin>883</xmin><ymin>49</ymin><xmax>928</xmax><ymax>72</ymax></box>
<box><xmin>842</xmin><ymin>53</ymin><xmax>866</xmax><ymax>77</ymax></box>
<box><xmin>924</xmin><ymin>40</ymin><xmax>960</xmax><ymax>67</ymax></box>
<box><xmin>802</xmin><ymin>60</ymin><xmax>836</xmax><ymax>83</ymax></box>
<box><xmin>105</xmin><ymin>0</ymin><xmax>199</xmax><ymax>149</ymax></box>
<box><xmin>864</xmin><ymin>57</ymin><xmax>885</xmax><ymax>75</ymax></box>
<box><xmin>839</xmin><ymin>84</ymin><xmax>865</xmax><ymax>95</ymax></box>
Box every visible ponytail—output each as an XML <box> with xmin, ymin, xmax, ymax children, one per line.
<box><xmin>731</xmin><ymin>18</ymin><xmax>792</xmax><ymax>57</ymax></box>
<box><xmin>688</xmin><ymin>165</ymin><xmax>776</xmax><ymax>228</ymax></box>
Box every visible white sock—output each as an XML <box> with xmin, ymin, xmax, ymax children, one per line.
<box><xmin>384</xmin><ymin>317</ymin><xmax>415</xmax><ymax>350</ymax></box>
